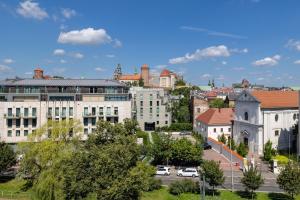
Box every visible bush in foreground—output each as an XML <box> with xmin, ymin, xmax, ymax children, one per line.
<box><xmin>169</xmin><ymin>179</ymin><xmax>199</xmax><ymax>195</ymax></box>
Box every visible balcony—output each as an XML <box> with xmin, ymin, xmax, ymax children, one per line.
<box><xmin>4</xmin><ymin>113</ymin><xmax>21</xmax><ymax>119</ymax></box>
<box><xmin>82</xmin><ymin>113</ymin><xmax>97</xmax><ymax>117</ymax></box>
<box><xmin>23</xmin><ymin>113</ymin><xmax>37</xmax><ymax>119</ymax></box>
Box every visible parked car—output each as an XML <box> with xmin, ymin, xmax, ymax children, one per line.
<box><xmin>177</xmin><ymin>168</ymin><xmax>199</xmax><ymax>177</ymax></box>
<box><xmin>203</xmin><ymin>142</ymin><xmax>212</xmax><ymax>150</ymax></box>
<box><xmin>156</xmin><ymin>166</ymin><xmax>171</xmax><ymax>176</ymax></box>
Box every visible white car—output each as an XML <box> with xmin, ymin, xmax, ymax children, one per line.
<box><xmin>177</xmin><ymin>168</ymin><xmax>199</xmax><ymax>177</ymax></box>
<box><xmin>156</xmin><ymin>166</ymin><xmax>171</xmax><ymax>176</ymax></box>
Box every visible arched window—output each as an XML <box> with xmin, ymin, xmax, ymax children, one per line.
<box><xmin>244</xmin><ymin>112</ymin><xmax>248</xmax><ymax>121</ymax></box>
<box><xmin>293</xmin><ymin>113</ymin><xmax>297</xmax><ymax>120</ymax></box>
<box><xmin>275</xmin><ymin>114</ymin><xmax>279</xmax><ymax>122</ymax></box>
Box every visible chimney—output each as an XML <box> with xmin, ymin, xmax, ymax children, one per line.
<box><xmin>33</xmin><ymin>68</ymin><xmax>44</xmax><ymax>79</ymax></box>
<box><xmin>141</xmin><ymin>64</ymin><xmax>149</xmax><ymax>86</ymax></box>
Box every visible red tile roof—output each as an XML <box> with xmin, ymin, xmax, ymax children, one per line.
<box><xmin>119</xmin><ymin>74</ymin><xmax>141</xmax><ymax>81</ymax></box>
<box><xmin>196</xmin><ymin>108</ymin><xmax>234</xmax><ymax>125</ymax></box>
<box><xmin>251</xmin><ymin>90</ymin><xmax>299</xmax><ymax>109</ymax></box>
<box><xmin>160</xmin><ymin>69</ymin><xmax>171</xmax><ymax>77</ymax></box>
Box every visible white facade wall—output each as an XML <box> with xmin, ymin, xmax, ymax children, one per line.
<box><xmin>196</xmin><ymin>121</ymin><xmax>231</xmax><ymax>141</ymax></box>
<box><xmin>0</xmin><ymin>100</ymin><xmax>131</xmax><ymax>143</ymax></box>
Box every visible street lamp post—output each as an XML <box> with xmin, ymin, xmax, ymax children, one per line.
<box><xmin>230</xmin><ymin>120</ymin><xmax>234</xmax><ymax>192</ymax></box>
<box><xmin>198</xmin><ymin>167</ymin><xmax>205</xmax><ymax>200</ymax></box>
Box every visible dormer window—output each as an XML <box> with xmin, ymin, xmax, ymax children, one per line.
<box><xmin>244</xmin><ymin>112</ymin><xmax>248</xmax><ymax>121</ymax></box>
<box><xmin>275</xmin><ymin>114</ymin><xmax>279</xmax><ymax>122</ymax></box>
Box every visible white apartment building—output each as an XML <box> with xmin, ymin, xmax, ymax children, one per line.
<box><xmin>130</xmin><ymin>87</ymin><xmax>171</xmax><ymax>131</ymax></box>
<box><xmin>233</xmin><ymin>90</ymin><xmax>299</xmax><ymax>156</ymax></box>
<box><xmin>0</xmin><ymin>78</ymin><xmax>131</xmax><ymax>143</ymax></box>
<box><xmin>159</xmin><ymin>69</ymin><xmax>177</xmax><ymax>89</ymax></box>
<box><xmin>195</xmin><ymin>108</ymin><xmax>234</xmax><ymax>141</ymax></box>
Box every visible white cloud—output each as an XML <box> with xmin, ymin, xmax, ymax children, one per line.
<box><xmin>113</xmin><ymin>39</ymin><xmax>122</xmax><ymax>48</ymax></box>
<box><xmin>61</xmin><ymin>8</ymin><xmax>76</xmax><ymax>19</ymax></box>
<box><xmin>53</xmin><ymin>49</ymin><xmax>65</xmax><ymax>56</ymax></box>
<box><xmin>230</xmin><ymin>48</ymin><xmax>248</xmax><ymax>53</ymax></box>
<box><xmin>180</xmin><ymin>26</ymin><xmax>247</xmax><ymax>39</ymax></box>
<box><xmin>169</xmin><ymin>45</ymin><xmax>230</xmax><ymax>64</ymax></box>
<box><xmin>0</xmin><ymin>65</ymin><xmax>11</xmax><ymax>73</ymax></box>
<box><xmin>257</xmin><ymin>77</ymin><xmax>265</xmax><ymax>81</ymax></box>
<box><xmin>70</xmin><ymin>52</ymin><xmax>84</xmax><ymax>59</ymax></box>
<box><xmin>153</xmin><ymin>64</ymin><xmax>167</xmax><ymax>69</ymax></box>
<box><xmin>294</xmin><ymin>60</ymin><xmax>300</xmax><ymax>64</ymax></box>
<box><xmin>252</xmin><ymin>55</ymin><xmax>281</xmax><ymax>66</ymax></box>
<box><xmin>58</xmin><ymin>28</ymin><xmax>113</xmax><ymax>45</ymax></box>
<box><xmin>16</xmin><ymin>0</ymin><xmax>48</xmax><ymax>20</ymax></box>
<box><xmin>3</xmin><ymin>58</ymin><xmax>14</xmax><ymax>64</ymax></box>
<box><xmin>24</xmin><ymin>71</ymin><xmax>33</xmax><ymax>75</ymax></box>
<box><xmin>106</xmin><ymin>54</ymin><xmax>115</xmax><ymax>58</ymax></box>
<box><xmin>221</xmin><ymin>61</ymin><xmax>227</xmax><ymax>65</ymax></box>
<box><xmin>95</xmin><ymin>67</ymin><xmax>105</xmax><ymax>72</ymax></box>
<box><xmin>216</xmin><ymin>74</ymin><xmax>225</xmax><ymax>80</ymax></box>
<box><xmin>201</xmin><ymin>73</ymin><xmax>211</xmax><ymax>79</ymax></box>
<box><xmin>60</xmin><ymin>59</ymin><xmax>67</xmax><ymax>64</ymax></box>
<box><xmin>286</xmin><ymin>39</ymin><xmax>300</xmax><ymax>51</ymax></box>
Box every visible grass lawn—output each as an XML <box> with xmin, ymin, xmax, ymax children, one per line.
<box><xmin>141</xmin><ymin>187</ymin><xmax>300</xmax><ymax>200</ymax></box>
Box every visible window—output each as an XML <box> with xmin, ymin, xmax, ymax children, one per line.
<box><xmin>275</xmin><ymin>130</ymin><xmax>279</xmax><ymax>136</ymax></box>
<box><xmin>7</xmin><ymin>119</ymin><xmax>12</xmax><ymax>128</ymax></box>
<box><xmin>16</xmin><ymin>108</ymin><xmax>20</xmax><ymax>117</ymax></box>
<box><xmin>16</xmin><ymin>119</ymin><xmax>20</xmax><ymax>127</ymax></box>
<box><xmin>197</xmin><ymin>108</ymin><xmax>201</xmax><ymax>113</ymax></box>
<box><xmin>91</xmin><ymin>118</ymin><xmax>96</xmax><ymax>126</ymax></box>
<box><xmin>24</xmin><ymin>108</ymin><xmax>29</xmax><ymax>117</ymax></box>
<box><xmin>32</xmin><ymin>108</ymin><xmax>36</xmax><ymax>117</ymax></box>
<box><xmin>84</xmin><ymin>128</ymin><xmax>88</xmax><ymax>135</ymax></box>
<box><xmin>92</xmin><ymin>107</ymin><xmax>96</xmax><ymax>115</ymax></box>
<box><xmin>47</xmin><ymin>108</ymin><xmax>52</xmax><ymax>117</ymax></box>
<box><xmin>157</xmin><ymin>101</ymin><xmax>159</xmax><ymax>106</ymax></box>
<box><xmin>24</xmin><ymin>119</ymin><xmax>28</xmax><ymax>127</ymax></box>
<box><xmin>214</xmin><ymin>128</ymin><xmax>216</xmax><ymax>133</ymax></box>
<box><xmin>106</xmin><ymin>107</ymin><xmax>111</xmax><ymax>115</ymax></box>
<box><xmin>16</xmin><ymin>130</ymin><xmax>20</xmax><ymax>137</ymax></box>
<box><xmin>55</xmin><ymin>107</ymin><xmax>59</xmax><ymax>117</ymax></box>
<box><xmin>69</xmin><ymin>107</ymin><xmax>73</xmax><ymax>117</ymax></box>
<box><xmin>275</xmin><ymin>114</ymin><xmax>279</xmax><ymax>122</ymax></box>
<box><xmin>140</xmin><ymin>108</ymin><xmax>143</xmax><ymax>117</ymax></box>
<box><xmin>244</xmin><ymin>112</ymin><xmax>248</xmax><ymax>121</ymax></box>
<box><xmin>84</xmin><ymin>107</ymin><xmax>88</xmax><ymax>115</ymax></box>
<box><xmin>228</xmin><ymin>128</ymin><xmax>231</xmax><ymax>132</ymax></box>
<box><xmin>91</xmin><ymin>128</ymin><xmax>96</xmax><ymax>133</ymax></box>
<box><xmin>293</xmin><ymin>113</ymin><xmax>297</xmax><ymax>120</ymax></box>
<box><xmin>24</xmin><ymin>130</ymin><xmax>28</xmax><ymax>136</ymax></box>
<box><xmin>7</xmin><ymin>130</ymin><xmax>12</xmax><ymax>137</ymax></box>
<box><xmin>114</xmin><ymin>107</ymin><xmax>118</xmax><ymax>115</ymax></box>
<box><xmin>140</xmin><ymin>101</ymin><xmax>143</xmax><ymax>107</ymax></box>
<box><xmin>99</xmin><ymin>107</ymin><xmax>103</xmax><ymax>115</ymax></box>
<box><xmin>32</xmin><ymin>118</ymin><xmax>37</xmax><ymax>127</ymax></box>
<box><xmin>62</xmin><ymin>107</ymin><xmax>66</xmax><ymax>117</ymax></box>
<box><xmin>84</xmin><ymin>118</ymin><xmax>88</xmax><ymax>126</ymax></box>
<box><xmin>150</xmin><ymin>101</ymin><xmax>152</xmax><ymax>106</ymax></box>
<box><xmin>150</xmin><ymin>107</ymin><xmax>152</xmax><ymax>114</ymax></box>
<box><xmin>7</xmin><ymin>108</ymin><xmax>12</xmax><ymax>116</ymax></box>
<box><xmin>221</xmin><ymin>128</ymin><xmax>223</xmax><ymax>132</ymax></box>
<box><xmin>156</xmin><ymin>121</ymin><xmax>159</xmax><ymax>125</ymax></box>
<box><xmin>165</xmin><ymin>121</ymin><xmax>168</xmax><ymax>125</ymax></box>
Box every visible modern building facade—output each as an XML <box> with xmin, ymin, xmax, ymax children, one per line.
<box><xmin>130</xmin><ymin>87</ymin><xmax>171</xmax><ymax>131</ymax></box>
<box><xmin>0</xmin><ymin>75</ymin><xmax>131</xmax><ymax>143</ymax></box>
<box><xmin>233</xmin><ymin>90</ymin><xmax>299</xmax><ymax>156</ymax></box>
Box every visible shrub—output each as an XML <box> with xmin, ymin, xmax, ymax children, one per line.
<box><xmin>237</xmin><ymin>143</ymin><xmax>248</xmax><ymax>157</ymax></box>
<box><xmin>145</xmin><ymin>178</ymin><xmax>162</xmax><ymax>191</ymax></box>
<box><xmin>169</xmin><ymin>179</ymin><xmax>199</xmax><ymax>195</ymax></box>
<box><xmin>263</xmin><ymin>140</ymin><xmax>276</xmax><ymax>161</ymax></box>
<box><xmin>218</xmin><ymin>134</ymin><xmax>227</xmax><ymax>144</ymax></box>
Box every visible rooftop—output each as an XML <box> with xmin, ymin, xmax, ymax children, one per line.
<box><xmin>196</xmin><ymin>108</ymin><xmax>234</xmax><ymax>125</ymax></box>
<box><xmin>118</xmin><ymin>74</ymin><xmax>141</xmax><ymax>81</ymax></box>
<box><xmin>251</xmin><ymin>90</ymin><xmax>299</xmax><ymax>109</ymax></box>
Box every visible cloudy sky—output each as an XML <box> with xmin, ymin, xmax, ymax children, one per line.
<box><xmin>0</xmin><ymin>0</ymin><xmax>300</xmax><ymax>86</ymax></box>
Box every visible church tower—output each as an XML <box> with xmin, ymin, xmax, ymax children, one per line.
<box><xmin>113</xmin><ymin>64</ymin><xmax>122</xmax><ymax>80</ymax></box>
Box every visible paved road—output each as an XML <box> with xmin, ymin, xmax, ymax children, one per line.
<box><xmin>155</xmin><ymin>149</ymin><xmax>281</xmax><ymax>193</ymax></box>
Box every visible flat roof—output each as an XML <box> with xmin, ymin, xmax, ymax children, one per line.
<box><xmin>0</xmin><ymin>79</ymin><xmax>126</xmax><ymax>87</ymax></box>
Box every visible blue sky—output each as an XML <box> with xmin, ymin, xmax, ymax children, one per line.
<box><xmin>0</xmin><ymin>0</ymin><xmax>300</xmax><ymax>86</ymax></box>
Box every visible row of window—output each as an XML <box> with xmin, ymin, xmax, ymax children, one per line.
<box><xmin>213</xmin><ymin>127</ymin><xmax>231</xmax><ymax>133</ymax></box>
<box><xmin>48</xmin><ymin>107</ymin><xmax>73</xmax><ymax>117</ymax></box>
<box><xmin>7</xmin><ymin>129</ymin><xmax>32</xmax><ymax>137</ymax></box>
<box><xmin>83</xmin><ymin>107</ymin><xmax>118</xmax><ymax>116</ymax></box>
<box><xmin>7</xmin><ymin>107</ymin><xmax>36</xmax><ymax>117</ymax></box>
<box><xmin>243</xmin><ymin>112</ymin><xmax>299</xmax><ymax>122</ymax></box>
<box><xmin>83</xmin><ymin>117</ymin><xmax>119</xmax><ymax>126</ymax></box>
<box><xmin>140</xmin><ymin>100</ymin><xmax>160</xmax><ymax>107</ymax></box>
<box><xmin>7</xmin><ymin>118</ymin><xmax>37</xmax><ymax>128</ymax></box>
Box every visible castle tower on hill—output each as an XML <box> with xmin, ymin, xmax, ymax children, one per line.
<box><xmin>141</xmin><ymin>64</ymin><xmax>149</xmax><ymax>86</ymax></box>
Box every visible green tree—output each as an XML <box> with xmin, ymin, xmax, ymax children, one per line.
<box><xmin>227</xmin><ymin>137</ymin><xmax>236</xmax><ymax>150</ymax></box>
<box><xmin>202</xmin><ymin>160</ymin><xmax>225</xmax><ymax>196</ymax></box>
<box><xmin>150</xmin><ymin>133</ymin><xmax>173</xmax><ymax>165</ymax></box>
<box><xmin>175</xmin><ymin>79</ymin><xmax>186</xmax><ymax>86</ymax></box>
<box><xmin>241</xmin><ymin>165</ymin><xmax>264</xmax><ymax>199</ymax></box>
<box><xmin>209</xmin><ymin>98</ymin><xmax>226</xmax><ymax>108</ymax></box>
<box><xmin>218</xmin><ymin>134</ymin><xmax>227</xmax><ymax>144</ymax></box>
<box><xmin>18</xmin><ymin>119</ymin><xmax>83</xmax><ymax>199</ymax></box>
<box><xmin>124</xmin><ymin>118</ymin><xmax>139</xmax><ymax>135</ymax></box>
<box><xmin>263</xmin><ymin>140</ymin><xmax>276</xmax><ymax>161</ymax></box>
<box><xmin>0</xmin><ymin>142</ymin><xmax>16</xmax><ymax>173</ymax></box>
<box><xmin>237</xmin><ymin>142</ymin><xmax>248</xmax><ymax>157</ymax></box>
<box><xmin>138</xmin><ymin>78</ymin><xmax>144</xmax><ymax>87</ymax></box>
<box><xmin>277</xmin><ymin>162</ymin><xmax>300</xmax><ymax>199</ymax></box>
<box><xmin>171</xmin><ymin>138</ymin><xmax>202</xmax><ymax>166</ymax></box>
